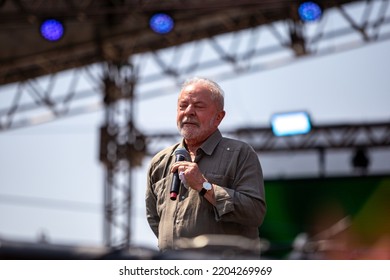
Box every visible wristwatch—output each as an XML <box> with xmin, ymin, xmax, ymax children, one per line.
<box><xmin>199</xmin><ymin>181</ymin><xmax>212</xmax><ymax>196</ymax></box>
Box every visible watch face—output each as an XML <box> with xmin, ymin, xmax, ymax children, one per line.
<box><xmin>203</xmin><ymin>181</ymin><xmax>212</xmax><ymax>190</ymax></box>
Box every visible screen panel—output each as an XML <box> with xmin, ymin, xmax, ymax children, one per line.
<box><xmin>259</xmin><ymin>175</ymin><xmax>390</xmax><ymax>259</ymax></box>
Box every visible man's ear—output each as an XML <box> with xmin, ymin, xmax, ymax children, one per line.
<box><xmin>216</xmin><ymin>110</ymin><xmax>226</xmax><ymax>124</ymax></box>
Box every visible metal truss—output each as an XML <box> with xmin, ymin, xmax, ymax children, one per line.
<box><xmin>145</xmin><ymin>122</ymin><xmax>390</xmax><ymax>155</ymax></box>
<box><xmin>99</xmin><ymin>61</ymin><xmax>146</xmax><ymax>248</ymax></box>
<box><xmin>1</xmin><ymin>0</ymin><xmax>390</xmax><ymax>132</ymax></box>
<box><xmin>145</xmin><ymin>122</ymin><xmax>390</xmax><ymax>177</ymax></box>
<box><xmin>0</xmin><ymin>0</ymin><xmax>357</xmax><ymax>85</ymax></box>
<box><xmin>234</xmin><ymin>122</ymin><xmax>390</xmax><ymax>153</ymax></box>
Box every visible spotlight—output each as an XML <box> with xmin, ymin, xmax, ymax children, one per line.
<box><xmin>271</xmin><ymin>111</ymin><xmax>312</xmax><ymax>137</ymax></box>
<box><xmin>149</xmin><ymin>13</ymin><xmax>174</xmax><ymax>34</ymax></box>
<box><xmin>40</xmin><ymin>19</ymin><xmax>65</xmax><ymax>42</ymax></box>
<box><xmin>298</xmin><ymin>1</ymin><xmax>322</xmax><ymax>22</ymax></box>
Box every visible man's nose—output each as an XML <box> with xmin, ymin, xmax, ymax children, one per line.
<box><xmin>184</xmin><ymin>104</ymin><xmax>195</xmax><ymax>115</ymax></box>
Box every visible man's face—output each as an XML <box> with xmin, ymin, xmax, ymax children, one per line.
<box><xmin>177</xmin><ymin>83</ymin><xmax>225</xmax><ymax>145</ymax></box>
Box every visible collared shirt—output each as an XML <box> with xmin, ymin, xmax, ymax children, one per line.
<box><xmin>145</xmin><ymin>129</ymin><xmax>266</xmax><ymax>252</ymax></box>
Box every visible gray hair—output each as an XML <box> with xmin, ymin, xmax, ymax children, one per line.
<box><xmin>181</xmin><ymin>77</ymin><xmax>225</xmax><ymax>111</ymax></box>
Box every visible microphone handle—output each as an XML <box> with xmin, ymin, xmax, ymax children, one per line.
<box><xmin>170</xmin><ymin>171</ymin><xmax>181</xmax><ymax>200</ymax></box>
<box><xmin>170</xmin><ymin>154</ymin><xmax>186</xmax><ymax>200</ymax></box>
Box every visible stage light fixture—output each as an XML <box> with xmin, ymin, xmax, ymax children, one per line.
<box><xmin>149</xmin><ymin>13</ymin><xmax>174</xmax><ymax>34</ymax></box>
<box><xmin>351</xmin><ymin>148</ymin><xmax>370</xmax><ymax>171</ymax></box>
<box><xmin>298</xmin><ymin>1</ymin><xmax>322</xmax><ymax>22</ymax></box>
<box><xmin>271</xmin><ymin>111</ymin><xmax>312</xmax><ymax>137</ymax></box>
<box><xmin>40</xmin><ymin>19</ymin><xmax>65</xmax><ymax>42</ymax></box>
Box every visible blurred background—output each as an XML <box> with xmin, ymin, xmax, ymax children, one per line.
<box><xmin>0</xmin><ymin>0</ymin><xmax>389</xmax><ymax>259</ymax></box>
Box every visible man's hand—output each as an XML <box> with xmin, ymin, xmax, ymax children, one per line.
<box><xmin>170</xmin><ymin>161</ymin><xmax>216</xmax><ymax>205</ymax></box>
<box><xmin>170</xmin><ymin>161</ymin><xmax>204</xmax><ymax>192</ymax></box>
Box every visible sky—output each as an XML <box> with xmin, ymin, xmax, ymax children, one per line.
<box><xmin>0</xmin><ymin>5</ymin><xmax>390</xmax><ymax>252</ymax></box>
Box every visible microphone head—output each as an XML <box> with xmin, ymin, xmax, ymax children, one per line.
<box><xmin>174</xmin><ymin>147</ymin><xmax>190</xmax><ymax>161</ymax></box>
<box><xmin>170</xmin><ymin>192</ymin><xmax>178</xmax><ymax>200</ymax></box>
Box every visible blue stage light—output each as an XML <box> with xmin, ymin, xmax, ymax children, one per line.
<box><xmin>298</xmin><ymin>2</ymin><xmax>322</xmax><ymax>22</ymax></box>
<box><xmin>149</xmin><ymin>13</ymin><xmax>174</xmax><ymax>34</ymax></box>
<box><xmin>271</xmin><ymin>111</ymin><xmax>312</xmax><ymax>137</ymax></box>
<box><xmin>40</xmin><ymin>19</ymin><xmax>65</xmax><ymax>41</ymax></box>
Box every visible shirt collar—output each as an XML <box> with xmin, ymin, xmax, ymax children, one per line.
<box><xmin>178</xmin><ymin>129</ymin><xmax>222</xmax><ymax>157</ymax></box>
<box><xmin>198</xmin><ymin>129</ymin><xmax>223</xmax><ymax>156</ymax></box>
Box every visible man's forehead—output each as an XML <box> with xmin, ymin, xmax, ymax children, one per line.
<box><xmin>179</xmin><ymin>84</ymin><xmax>211</xmax><ymax>100</ymax></box>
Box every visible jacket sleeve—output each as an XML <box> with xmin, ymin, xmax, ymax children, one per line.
<box><xmin>145</xmin><ymin>161</ymin><xmax>160</xmax><ymax>237</ymax></box>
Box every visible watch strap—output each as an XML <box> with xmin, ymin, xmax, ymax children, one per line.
<box><xmin>199</xmin><ymin>187</ymin><xmax>207</xmax><ymax>196</ymax></box>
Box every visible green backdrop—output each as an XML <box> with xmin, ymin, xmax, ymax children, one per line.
<box><xmin>259</xmin><ymin>174</ymin><xmax>390</xmax><ymax>259</ymax></box>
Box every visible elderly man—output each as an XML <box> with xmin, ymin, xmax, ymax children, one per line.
<box><xmin>145</xmin><ymin>77</ymin><xmax>266</xmax><ymax>255</ymax></box>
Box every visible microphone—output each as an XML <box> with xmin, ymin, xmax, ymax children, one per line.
<box><xmin>170</xmin><ymin>148</ymin><xmax>190</xmax><ymax>200</ymax></box>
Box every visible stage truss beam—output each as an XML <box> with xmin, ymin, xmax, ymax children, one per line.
<box><xmin>145</xmin><ymin>122</ymin><xmax>390</xmax><ymax>156</ymax></box>
<box><xmin>1</xmin><ymin>0</ymin><xmax>390</xmax><ymax>133</ymax></box>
